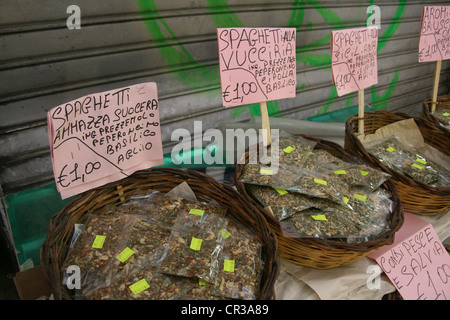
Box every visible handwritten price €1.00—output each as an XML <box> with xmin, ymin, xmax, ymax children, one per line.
<box><xmin>57</xmin><ymin>161</ymin><xmax>102</xmax><ymax>188</ymax></box>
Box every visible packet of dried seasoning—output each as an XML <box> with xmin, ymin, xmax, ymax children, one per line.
<box><xmin>245</xmin><ymin>184</ymin><xmax>315</xmax><ymax>221</ymax></box>
<box><xmin>366</xmin><ymin>136</ymin><xmax>441</xmax><ymax>185</ymax></box>
<box><xmin>282</xmin><ymin>208</ymin><xmax>360</xmax><ymax>240</ymax></box>
<box><xmin>160</xmin><ymin>206</ymin><xmax>228</xmax><ymax>284</ymax></box>
<box><xmin>283</xmin><ymin>168</ymin><xmax>349</xmax><ymax>206</ymax></box>
<box><xmin>111</xmin><ymin>216</ymin><xmax>172</xmax><ymax>279</ymax></box>
<box><xmin>346</xmin><ymin>189</ymin><xmax>393</xmax><ymax>243</ymax></box>
<box><xmin>87</xmin><ymin>265</ymin><xmax>197</xmax><ymax>300</ymax></box>
<box><xmin>301</xmin><ymin>149</ymin><xmax>351</xmax><ymax>173</ymax></box>
<box><xmin>61</xmin><ymin>213</ymin><xmax>135</xmax><ymax>296</ymax></box>
<box><xmin>432</xmin><ymin>107</ymin><xmax>450</xmax><ymax>127</ymax></box>
<box><xmin>110</xmin><ymin>192</ymin><xmax>187</xmax><ymax>227</ymax></box>
<box><xmin>330</xmin><ymin>165</ymin><xmax>391</xmax><ymax>191</ymax></box>
<box><xmin>238</xmin><ymin>162</ymin><xmax>299</xmax><ymax>188</ymax></box>
<box><xmin>276</xmin><ymin>136</ymin><xmax>318</xmax><ymax>167</ymax></box>
<box><xmin>212</xmin><ymin>217</ymin><xmax>263</xmax><ymax>300</ymax></box>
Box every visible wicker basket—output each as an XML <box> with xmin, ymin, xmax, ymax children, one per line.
<box><xmin>421</xmin><ymin>95</ymin><xmax>450</xmax><ymax>134</ymax></box>
<box><xmin>345</xmin><ymin>110</ymin><xmax>450</xmax><ymax>216</ymax></box>
<box><xmin>234</xmin><ymin>135</ymin><xmax>404</xmax><ymax>269</ymax></box>
<box><xmin>40</xmin><ymin>167</ymin><xmax>280</xmax><ymax>300</ymax></box>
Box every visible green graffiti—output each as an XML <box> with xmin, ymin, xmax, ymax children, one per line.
<box><xmin>137</xmin><ymin>0</ymin><xmax>406</xmax><ymax>118</ymax></box>
<box><xmin>370</xmin><ymin>70</ymin><xmax>400</xmax><ymax>110</ymax></box>
<box><xmin>137</xmin><ymin>0</ymin><xmax>219</xmax><ymax>87</ymax></box>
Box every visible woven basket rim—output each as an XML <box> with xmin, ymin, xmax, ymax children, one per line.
<box><xmin>234</xmin><ymin>134</ymin><xmax>404</xmax><ymax>267</ymax></box>
<box><xmin>40</xmin><ymin>167</ymin><xmax>280</xmax><ymax>300</ymax></box>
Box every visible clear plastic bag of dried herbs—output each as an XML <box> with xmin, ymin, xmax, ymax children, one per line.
<box><xmin>111</xmin><ymin>216</ymin><xmax>173</xmax><ymax>279</ymax></box>
<box><xmin>432</xmin><ymin>107</ymin><xmax>450</xmax><ymax>128</ymax></box>
<box><xmin>329</xmin><ymin>165</ymin><xmax>391</xmax><ymax>191</ymax></box>
<box><xmin>160</xmin><ymin>205</ymin><xmax>228</xmax><ymax>284</ymax></box>
<box><xmin>245</xmin><ymin>184</ymin><xmax>315</xmax><ymax>221</ymax></box>
<box><xmin>61</xmin><ymin>213</ymin><xmax>136</xmax><ymax>297</ymax></box>
<box><xmin>366</xmin><ymin>135</ymin><xmax>443</xmax><ymax>185</ymax></box>
<box><xmin>87</xmin><ymin>265</ymin><xmax>198</xmax><ymax>300</ymax></box>
<box><xmin>212</xmin><ymin>217</ymin><xmax>264</xmax><ymax>300</ymax></box>
<box><xmin>280</xmin><ymin>166</ymin><xmax>349</xmax><ymax>206</ymax></box>
<box><xmin>280</xmin><ymin>208</ymin><xmax>360</xmax><ymax>240</ymax></box>
<box><xmin>110</xmin><ymin>191</ymin><xmax>186</xmax><ymax>227</ymax></box>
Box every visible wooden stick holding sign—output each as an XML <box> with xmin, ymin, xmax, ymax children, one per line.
<box><xmin>331</xmin><ymin>26</ymin><xmax>378</xmax><ymax>136</ymax></box>
<box><xmin>259</xmin><ymin>101</ymin><xmax>271</xmax><ymax>146</ymax></box>
<box><xmin>216</xmin><ymin>27</ymin><xmax>297</xmax><ymax>148</ymax></box>
<box><xmin>358</xmin><ymin>89</ymin><xmax>365</xmax><ymax>135</ymax></box>
<box><xmin>431</xmin><ymin>60</ymin><xmax>442</xmax><ymax>112</ymax></box>
<box><xmin>418</xmin><ymin>6</ymin><xmax>450</xmax><ymax>112</ymax></box>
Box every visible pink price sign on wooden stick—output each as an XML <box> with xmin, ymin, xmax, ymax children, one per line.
<box><xmin>418</xmin><ymin>6</ymin><xmax>450</xmax><ymax>112</ymax></box>
<box><xmin>217</xmin><ymin>27</ymin><xmax>297</xmax><ymax>146</ymax></box>
<box><xmin>331</xmin><ymin>26</ymin><xmax>378</xmax><ymax>134</ymax></box>
<box><xmin>47</xmin><ymin>82</ymin><xmax>164</xmax><ymax>199</ymax></box>
<box><xmin>331</xmin><ymin>26</ymin><xmax>378</xmax><ymax>96</ymax></box>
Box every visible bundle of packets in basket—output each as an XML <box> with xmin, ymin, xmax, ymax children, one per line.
<box><xmin>432</xmin><ymin>106</ymin><xmax>450</xmax><ymax>130</ymax></box>
<box><xmin>365</xmin><ymin>135</ymin><xmax>450</xmax><ymax>187</ymax></box>
<box><xmin>62</xmin><ymin>184</ymin><xmax>264</xmax><ymax>300</ymax></box>
<box><xmin>240</xmin><ymin>135</ymin><xmax>394</xmax><ymax>242</ymax></box>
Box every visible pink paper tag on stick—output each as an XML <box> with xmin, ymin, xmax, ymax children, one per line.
<box><xmin>418</xmin><ymin>6</ymin><xmax>450</xmax><ymax>62</ymax></box>
<box><xmin>47</xmin><ymin>82</ymin><xmax>164</xmax><ymax>199</ymax></box>
<box><xmin>331</xmin><ymin>26</ymin><xmax>378</xmax><ymax>96</ymax></box>
<box><xmin>217</xmin><ymin>27</ymin><xmax>297</xmax><ymax>107</ymax></box>
<box><xmin>368</xmin><ymin>212</ymin><xmax>450</xmax><ymax>300</ymax></box>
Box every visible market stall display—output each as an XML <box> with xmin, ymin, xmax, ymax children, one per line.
<box><xmin>235</xmin><ymin>134</ymin><xmax>403</xmax><ymax>269</ymax></box>
<box><xmin>40</xmin><ymin>168</ymin><xmax>279</xmax><ymax>300</ymax></box>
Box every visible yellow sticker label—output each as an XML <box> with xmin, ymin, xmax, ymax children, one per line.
<box><xmin>334</xmin><ymin>170</ymin><xmax>347</xmax><ymax>175</ymax></box>
<box><xmin>92</xmin><ymin>235</ymin><xmax>106</xmax><ymax>249</ymax></box>
<box><xmin>308</xmin><ymin>151</ymin><xmax>315</xmax><ymax>155</ymax></box>
<box><xmin>312</xmin><ymin>214</ymin><xmax>327</xmax><ymax>221</ymax></box>
<box><xmin>189</xmin><ymin>209</ymin><xmax>205</xmax><ymax>216</ymax></box>
<box><xmin>190</xmin><ymin>237</ymin><xmax>202</xmax><ymax>251</ymax></box>
<box><xmin>386</xmin><ymin>147</ymin><xmax>396</xmax><ymax>152</ymax></box>
<box><xmin>274</xmin><ymin>188</ymin><xmax>288</xmax><ymax>195</ymax></box>
<box><xmin>415</xmin><ymin>158</ymin><xmax>427</xmax><ymax>165</ymax></box>
<box><xmin>129</xmin><ymin>279</ymin><xmax>150</xmax><ymax>295</ymax></box>
<box><xmin>412</xmin><ymin>163</ymin><xmax>424</xmax><ymax>170</ymax></box>
<box><xmin>343</xmin><ymin>196</ymin><xmax>349</xmax><ymax>204</ymax></box>
<box><xmin>224</xmin><ymin>259</ymin><xmax>235</xmax><ymax>272</ymax></box>
<box><xmin>116</xmin><ymin>247</ymin><xmax>134</xmax><ymax>263</ymax></box>
<box><xmin>199</xmin><ymin>279</ymin><xmax>208</xmax><ymax>286</ymax></box>
<box><xmin>260</xmin><ymin>168</ymin><xmax>273</xmax><ymax>175</ymax></box>
<box><xmin>219</xmin><ymin>228</ymin><xmax>232</xmax><ymax>239</ymax></box>
<box><xmin>353</xmin><ymin>194</ymin><xmax>367</xmax><ymax>202</ymax></box>
<box><xmin>314</xmin><ymin>178</ymin><xmax>327</xmax><ymax>186</ymax></box>
<box><xmin>283</xmin><ymin>146</ymin><xmax>295</xmax><ymax>154</ymax></box>
<box><xmin>443</xmin><ymin>112</ymin><xmax>450</xmax><ymax>117</ymax></box>
<box><xmin>360</xmin><ymin>170</ymin><xmax>369</xmax><ymax>176</ymax></box>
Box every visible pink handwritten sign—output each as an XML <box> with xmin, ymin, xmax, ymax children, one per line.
<box><xmin>419</xmin><ymin>6</ymin><xmax>450</xmax><ymax>62</ymax></box>
<box><xmin>331</xmin><ymin>27</ymin><xmax>378</xmax><ymax>96</ymax></box>
<box><xmin>369</xmin><ymin>212</ymin><xmax>450</xmax><ymax>300</ymax></box>
<box><xmin>217</xmin><ymin>27</ymin><xmax>296</xmax><ymax>107</ymax></box>
<box><xmin>47</xmin><ymin>82</ymin><xmax>163</xmax><ymax>199</ymax></box>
